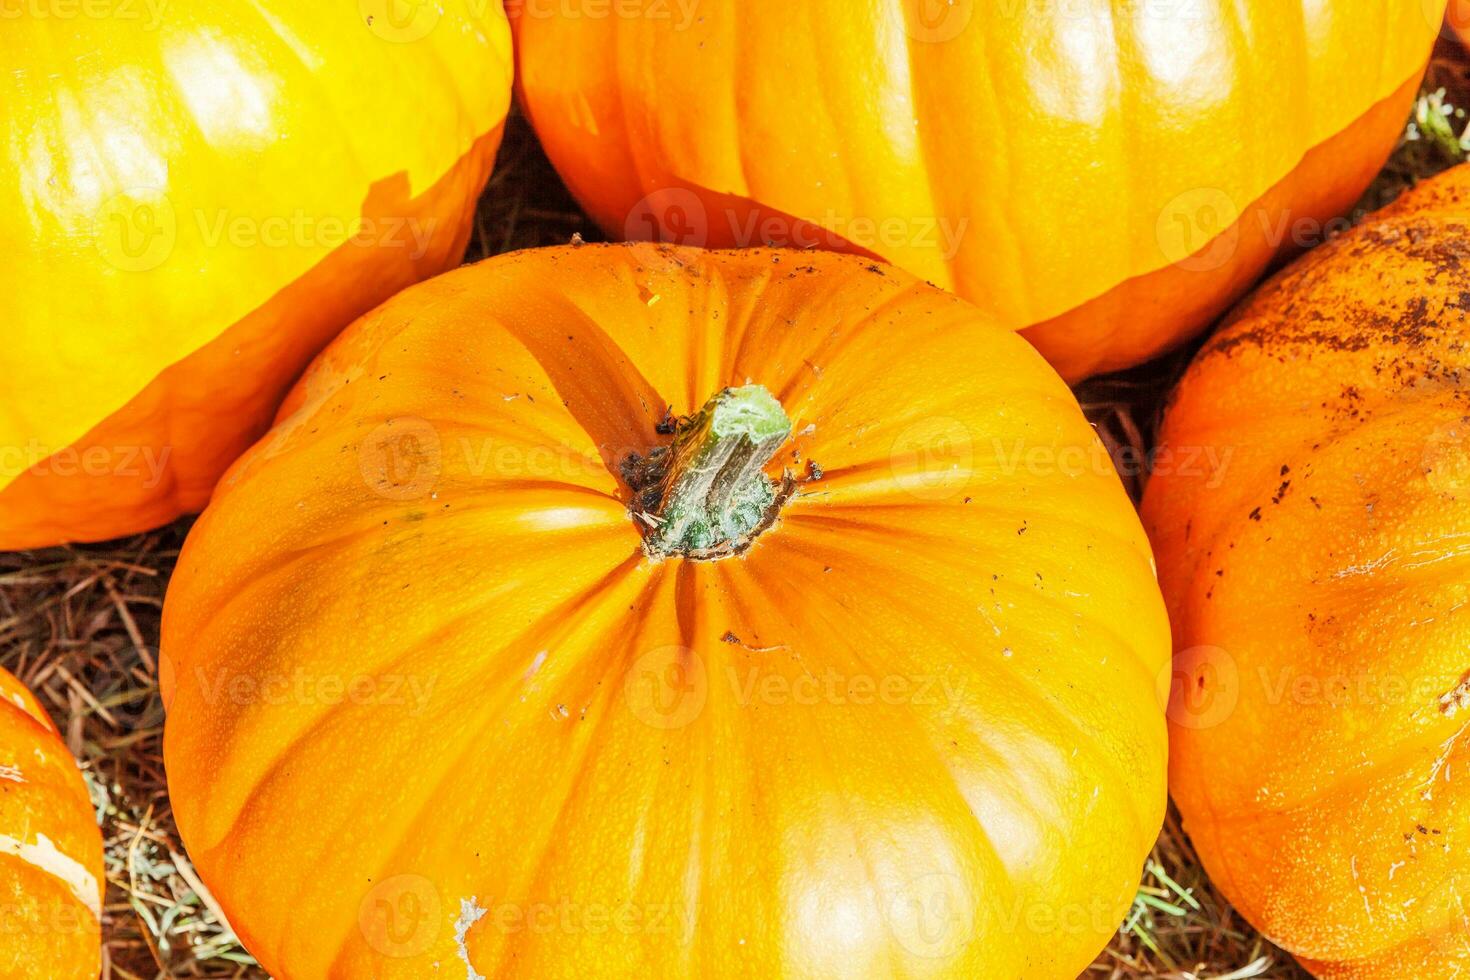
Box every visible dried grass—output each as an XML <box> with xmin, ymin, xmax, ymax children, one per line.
<box><xmin>5</xmin><ymin>38</ymin><xmax>1470</xmax><ymax>979</ymax></box>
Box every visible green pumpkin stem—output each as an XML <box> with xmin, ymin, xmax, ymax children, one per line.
<box><xmin>628</xmin><ymin>385</ymin><xmax>792</xmax><ymax>560</ymax></box>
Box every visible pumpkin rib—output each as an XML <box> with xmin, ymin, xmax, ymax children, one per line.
<box><xmin>186</xmin><ymin>532</ymin><xmax>645</xmax><ymax>857</ymax></box>
<box><xmin>208</xmin><ymin>553</ymin><xmax>657</xmax><ymax>973</ymax></box>
<box><xmin>188</xmin><ymin>481</ymin><xmax>628</xmax><ymax>636</ymax></box>
<box><xmin>784</xmin><ymin>510</ymin><xmax>1151</xmax><ymax>629</ymax></box>
<box><xmin>274</xmin><ymin>399</ymin><xmax>621</xmax><ymax>502</ymax></box>
<box><xmin>337</xmin><ymin>573</ymin><xmax>657</xmax><ymax>977</ymax></box>
<box><xmin>454</xmin><ymin>563</ymin><xmax>689</xmax><ymax>977</ymax></box>
<box><xmin>775</xmin><ymin>527</ymin><xmax>1157</xmax><ymax>846</ymax></box>
<box><xmin>769</xmin><ymin>511</ymin><xmax>1165</xmax><ymax>840</ymax></box>
<box><xmin>488</xmin><ymin>301</ymin><xmax>668</xmax><ymax>467</ymax></box>
<box><xmin>1175</xmin><ymin>566</ymin><xmax>1470</xmax><ymax>821</ymax></box>
<box><xmin>1182</xmin><ymin>723</ymin><xmax>1467</xmax><ymax>827</ymax></box>
<box><xmin>897</xmin><ymin>9</ymin><xmax>961</xmax><ymax>299</ymax></box>
<box><xmin>691</xmin><ymin>548</ymin><xmax>1037</xmax><ymax>974</ymax></box>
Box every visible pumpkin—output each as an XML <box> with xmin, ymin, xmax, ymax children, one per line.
<box><xmin>162</xmin><ymin>244</ymin><xmax>1169</xmax><ymax>978</ymax></box>
<box><xmin>0</xmin><ymin>668</ymin><xmax>105</xmax><ymax>979</ymax></box>
<box><xmin>1143</xmin><ymin>165</ymin><xmax>1470</xmax><ymax>977</ymax></box>
<box><xmin>1452</xmin><ymin>1</ymin><xmax>1470</xmax><ymax>40</ymax></box>
<box><xmin>0</xmin><ymin>5</ymin><xmax>513</xmax><ymax>550</ymax></box>
<box><xmin>510</xmin><ymin>0</ymin><xmax>1440</xmax><ymax>382</ymax></box>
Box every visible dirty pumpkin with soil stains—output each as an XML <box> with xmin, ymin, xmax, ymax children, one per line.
<box><xmin>1145</xmin><ymin>164</ymin><xmax>1470</xmax><ymax>978</ymax></box>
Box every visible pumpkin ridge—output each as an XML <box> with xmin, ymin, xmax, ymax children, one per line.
<box><xmin>450</xmin><ymin>566</ymin><xmax>686</xmax><ymax>977</ymax></box>
<box><xmin>761</xmin><ymin>519</ymin><xmax>1160</xmax><ymax>845</ymax></box>
<box><xmin>179</xmin><ymin>541</ymin><xmax>648</xmax><ymax>859</ymax></box>
<box><xmin>330</xmin><ymin>577</ymin><xmax>657</xmax><ymax>979</ymax></box>
<box><xmin>729</xmin><ymin>528</ymin><xmax>1150</xmax><ymax>975</ymax></box>
<box><xmin>766</xmin><ymin>274</ymin><xmax>958</xmax><ymax>410</ymax></box>
<box><xmin>493</xmin><ymin>285</ymin><xmax>669</xmax><ymax>482</ymax></box>
<box><xmin>694</xmin><ymin>547</ymin><xmax>1015</xmax><ymax>974</ymax></box>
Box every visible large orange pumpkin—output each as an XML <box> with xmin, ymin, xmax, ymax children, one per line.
<box><xmin>162</xmin><ymin>244</ymin><xmax>1169</xmax><ymax>978</ymax></box>
<box><xmin>511</xmin><ymin>0</ymin><xmax>1440</xmax><ymax>381</ymax></box>
<box><xmin>1143</xmin><ymin>165</ymin><xmax>1470</xmax><ymax>977</ymax></box>
<box><xmin>0</xmin><ymin>668</ymin><xmax>105</xmax><ymax>978</ymax></box>
<box><xmin>0</xmin><ymin>5</ymin><xmax>513</xmax><ymax>550</ymax></box>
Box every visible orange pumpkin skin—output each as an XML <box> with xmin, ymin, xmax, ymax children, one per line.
<box><xmin>0</xmin><ymin>669</ymin><xmax>105</xmax><ymax>979</ymax></box>
<box><xmin>162</xmin><ymin>244</ymin><xmax>1170</xmax><ymax>978</ymax></box>
<box><xmin>1143</xmin><ymin>166</ymin><xmax>1470</xmax><ymax>978</ymax></box>
<box><xmin>510</xmin><ymin>1</ymin><xmax>1440</xmax><ymax>381</ymax></box>
<box><xmin>0</xmin><ymin>6</ymin><xmax>513</xmax><ymax>550</ymax></box>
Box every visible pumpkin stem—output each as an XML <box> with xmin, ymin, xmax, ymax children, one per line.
<box><xmin>624</xmin><ymin>384</ymin><xmax>793</xmax><ymax>560</ymax></box>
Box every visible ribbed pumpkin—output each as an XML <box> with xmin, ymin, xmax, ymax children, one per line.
<box><xmin>0</xmin><ymin>668</ymin><xmax>105</xmax><ymax>979</ymax></box>
<box><xmin>0</xmin><ymin>5</ymin><xmax>513</xmax><ymax>550</ymax></box>
<box><xmin>512</xmin><ymin>0</ymin><xmax>1440</xmax><ymax>381</ymax></box>
<box><xmin>1144</xmin><ymin>165</ymin><xmax>1470</xmax><ymax>977</ymax></box>
<box><xmin>162</xmin><ymin>244</ymin><xmax>1169</xmax><ymax>978</ymax></box>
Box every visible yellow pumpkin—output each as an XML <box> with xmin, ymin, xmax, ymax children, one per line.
<box><xmin>163</xmin><ymin>244</ymin><xmax>1170</xmax><ymax>978</ymax></box>
<box><xmin>0</xmin><ymin>668</ymin><xmax>105</xmax><ymax>979</ymax></box>
<box><xmin>512</xmin><ymin>0</ymin><xmax>1441</xmax><ymax>380</ymax></box>
<box><xmin>0</xmin><ymin>4</ymin><xmax>513</xmax><ymax>549</ymax></box>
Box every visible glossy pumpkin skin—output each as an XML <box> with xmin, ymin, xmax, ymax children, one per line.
<box><xmin>163</xmin><ymin>245</ymin><xmax>1169</xmax><ymax>978</ymax></box>
<box><xmin>1143</xmin><ymin>166</ymin><xmax>1470</xmax><ymax>978</ymax></box>
<box><xmin>512</xmin><ymin>0</ymin><xmax>1439</xmax><ymax>381</ymax></box>
<box><xmin>0</xmin><ymin>5</ymin><xmax>513</xmax><ymax>550</ymax></box>
<box><xmin>0</xmin><ymin>669</ymin><xmax>105</xmax><ymax>979</ymax></box>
